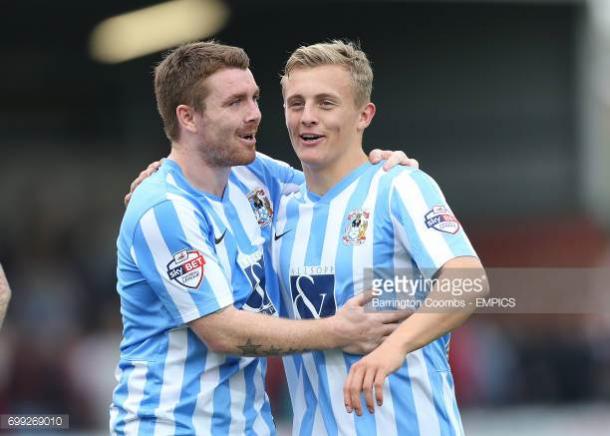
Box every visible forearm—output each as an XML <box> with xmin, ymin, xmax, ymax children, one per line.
<box><xmin>386</xmin><ymin>310</ymin><xmax>474</xmax><ymax>357</ymax></box>
<box><xmin>0</xmin><ymin>264</ymin><xmax>11</xmax><ymax>330</ymax></box>
<box><xmin>190</xmin><ymin>307</ymin><xmax>339</xmax><ymax>356</ymax></box>
<box><xmin>387</xmin><ymin>257</ymin><xmax>488</xmax><ymax>356</ymax></box>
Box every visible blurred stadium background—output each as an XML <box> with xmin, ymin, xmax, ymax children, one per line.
<box><xmin>1</xmin><ymin>0</ymin><xmax>610</xmax><ymax>434</ymax></box>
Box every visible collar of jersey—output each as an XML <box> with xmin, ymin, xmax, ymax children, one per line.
<box><xmin>164</xmin><ymin>159</ymin><xmax>229</xmax><ymax>203</ymax></box>
<box><xmin>302</xmin><ymin>161</ymin><xmax>378</xmax><ymax>204</ymax></box>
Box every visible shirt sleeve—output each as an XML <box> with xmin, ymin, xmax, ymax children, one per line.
<box><xmin>131</xmin><ymin>195</ymin><xmax>234</xmax><ymax>326</ymax></box>
<box><xmin>390</xmin><ymin>169</ymin><xmax>478</xmax><ymax>279</ymax></box>
<box><xmin>253</xmin><ymin>152</ymin><xmax>304</xmax><ymax>196</ymax></box>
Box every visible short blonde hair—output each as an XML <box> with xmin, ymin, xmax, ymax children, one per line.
<box><xmin>281</xmin><ymin>40</ymin><xmax>373</xmax><ymax>107</ymax></box>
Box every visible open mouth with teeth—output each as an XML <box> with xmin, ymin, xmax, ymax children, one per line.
<box><xmin>238</xmin><ymin>133</ymin><xmax>256</xmax><ymax>143</ymax></box>
<box><xmin>300</xmin><ymin>133</ymin><xmax>324</xmax><ymax>144</ymax></box>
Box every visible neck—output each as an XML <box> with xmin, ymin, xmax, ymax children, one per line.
<box><xmin>303</xmin><ymin>147</ymin><xmax>368</xmax><ymax>196</ymax></box>
<box><xmin>168</xmin><ymin>142</ymin><xmax>230</xmax><ymax>197</ymax></box>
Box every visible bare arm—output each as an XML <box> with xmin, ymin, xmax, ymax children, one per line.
<box><xmin>189</xmin><ymin>292</ymin><xmax>407</xmax><ymax>356</ymax></box>
<box><xmin>0</xmin><ymin>263</ymin><xmax>11</xmax><ymax>330</ymax></box>
<box><xmin>344</xmin><ymin>256</ymin><xmax>488</xmax><ymax>415</ymax></box>
<box><xmin>380</xmin><ymin>256</ymin><xmax>487</xmax><ymax>354</ymax></box>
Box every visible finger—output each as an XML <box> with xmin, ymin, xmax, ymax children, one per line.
<box><xmin>346</xmin><ymin>291</ymin><xmax>374</xmax><ymax>308</ymax></box>
<box><xmin>374</xmin><ymin>371</ymin><xmax>386</xmax><ymax>406</ymax></box>
<box><xmin>376</xmin><ymin>149</ymin><xmax>394</xmax><ymax>161</ymax></box>
<box><xmin>368</xmin><ymin>149</ymin><xmax>383</xmax><ymax>163</ymax></box>
<box><xmin>124</xmin><ymin>193</ymin><xmax>132</xmax><ymax>207</ymax></box>
<box><xmin>368</xmin><ymin>309</ymin><xmax>411</xmax><ymax>324</ymax></box>
<box><xmin>148</xmin><ymin>160</ymin><xmax>162</xmax><ymax>170</ymax></box>
<box><xmin>363</xmin><ymin>368</ymin><xmax>377</xmax><ymax>413</ymax></box>
<box><xmin>344</xmin><ymin>368</ymin><xmax>354</xmax><ymax>413</ymax></box>
<box><xmin>382</xmin><ymin>151</ymin><xmax>407</xmax><ymax>171</ymax></box>
<box><xmin>382</xmin><ymin>309</ymin><xmax>411</xmax><ymax>323</ymax></box>
<box><xmin>134</xmin><ymin>171</ymin><xmax>153</xmax><ymax>190</ymax></box>
<box><xmin>409</xmin><ymin>158</ymin><xmax>419</xmax><ymax>169</ymax></box>
<box><xmin>131</xmin><ymin>170</ymin><xmax>147</xmax><ymax>191</ymax></box>
<box><xmin>130</xmin><ymin>175</ymin><xmax>141</xmax><ymax>192</ymax></box>
<box><xmin>349</xmin><ymin>365</ymin><xmax>366</xmax><ymax>416</ymax></box>
<box><xmin>381</xmin><ymin>323</ymin><xmax>400</xmax><ymax>336</ymax></box>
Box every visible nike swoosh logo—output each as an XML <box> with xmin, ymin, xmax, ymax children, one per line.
<box><xmin>274</xmin><ymin>229</ymin><xmax>292</xmax><ymax>241</ymax></box>
<box><xmin>215</xmin><ymin>229</ymin><xmax>227</xmax><ymax>245</ymax></box>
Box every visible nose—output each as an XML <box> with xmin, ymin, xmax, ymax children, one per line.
<box><xmin>300</xmin><ymin>102</ymin><xmax>317</xmax><ymax>126</ymax></box>
<box><xmin>245</xmin><ymin>99</ymin><xmax>261</xmax><ymax>124</ymax></box>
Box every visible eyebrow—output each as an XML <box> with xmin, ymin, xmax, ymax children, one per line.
<box><xmin>286</xmin><ymin>92</ymin><xmax>339</xmax><ymax>102</ymax></box>
<box><xmin>315</xmin><ymin>93</ymin><xmax>339</xmax><ymax>100</ymax></box>
<box><xmin>223</xmin><ymin>87</ymin><xmax>260</xmax><ymax>103</ymax></box>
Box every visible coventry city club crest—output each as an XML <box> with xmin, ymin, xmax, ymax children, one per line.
<box><xmin>342</xmin><ymin>209</ymin><xmax>370</xmax><ymax>245</ymax></box>
<box><xmin>248</xmin><ymin>188</ymin><xmax>273</xmax><ymax>227</ymax></box>
<box><xmin>166</xmin><ymin>249</ymin><xmax>205</xmax><ymax>289</ymax></box>
<box><xmin>424</xmin><ymin>205</ymin><xmax>461</xmax><ymax>234</ymax></box>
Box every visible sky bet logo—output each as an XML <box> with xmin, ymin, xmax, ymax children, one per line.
<box><xmin>290</xmin><ymin>266</ymin><xmax>336</xmax><ymax>319</ymax></box>
<box><xmin>425</xmin><ymin>205</ymin><xmax>460</xmax><ymax>234</ymax></box>
<box><xmin>167</xmin><ymin>249</ymin><xmax>205</xmax><ymax>289</ymax></box>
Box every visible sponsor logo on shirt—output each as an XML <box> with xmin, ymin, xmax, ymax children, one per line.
<box><xmin>424</xmin><ymin>205</ymin><xmax>461</xmax><ymax>234</ymax></box>
<box><xmin>289</xmin><ymin>266</ymin><xmax>336</xmax><ymax>319</ymax></box>
<box><xmin>166</xmin><ymin>249</ymin><xmax>205</xmax><ymax>289</ymax></box>
<box><xmin>248</xmin><ymin>188</ymin><xmax>273</xmax><ymax>228</ymax></box>
<box><xmin>242</xmin><ymin>252</ymin><xmax>277</xmax><ymax>315</ymax></box>
<box><xmin>342</xmin><ymin>209</ymin><xmax>370</xmax><ymax>245</ymax></box>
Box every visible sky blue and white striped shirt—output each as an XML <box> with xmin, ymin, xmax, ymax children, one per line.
<box><xmin>110</xmin><ymin>153</ymin><xmax>302</xmax><ymax>436</ymax></box>
<box><xmin>272</xmin><ymin>162</ymin><xmax>477</xmax><ymax>436</ymax></box>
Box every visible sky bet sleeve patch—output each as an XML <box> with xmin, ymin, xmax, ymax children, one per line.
<box><xmin>166</xmin><ymin>248</ymin><xmax>206</xmax><ymax>289</ymax></box>
<box><xmin>424</xmin><ymin>205</ymin><xmax>461</xmax><ymax>235</ymax></box>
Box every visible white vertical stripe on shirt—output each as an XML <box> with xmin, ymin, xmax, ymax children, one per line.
<box><xmin>122</xmin><ymin>361</ymin><xmax>148</xmax><ymax>435</ymax></box>
<box><xmin>288</xmin><ymin>202</ymin><xmax>327</xmax><ymax>434</ymax></box>
<box><xmin>140</xmin><ymin>209</ymin><xmax>206</xmax><ymax>321</ymax></box>
<box><xmin>392</xmin><ymin>172</ymin><xmax>453</xmax><ymax>271</ymax></box>
<box><xmin>355</xmin><ymin>169</ymin><xmax>399</xmax><ymax>436</ymax></box>
<box><xmin>193</xmin><ymin>352</ymin><xmax>224</xmax><ymax>436</ymax></box>
<box><xmin>153</xmin><ymin>328</ymin><xmax>188</xmax><ymax>436</ymax></box>
<box><xmin>226</xmin><ymin>181</ymin><xmax>263</xmax><ymax>247</ymax></box>
<box><xmin>232</xmin><ymin>165</ymin><xmax>270</xmax><ymax>204</ymax></box>
<box><xmin>251</xmin><ymin>362</ymin><xmax>271</xmax><ymax>436</ymax></box>
<box><xmin>320</xmin><ymin>183</ymin><xmax>358</xmax><ymax>435</ymax></box>
<box><xmin>228</xmin><ymin>365</ymin><xmax>247</xmax><ymax>435</ymax></box>
<box><xmin>442</xmin><ymin>371</ymin><xmax>464</xmax><ymax>436</ymax></box>
<box><xmin>109</xmin><ymin>365</ymin><xmax>123</xmax><ymax>436</ymax></box>
<box><xmin>351</xmin><ymin>169</ymin><xmax>383</xmax><ymax>294</ymax></box>
<box><xmin>165</xmin><ymin>194</ymin><xmax>234</xmax><ymax>307</ymax></box>
<box><xmin>272</xmin><ymin>196</ymin><xmax>296</xmax><ymax>319</ymax></box>
<box><xmin>406</xmin><ymin>349</ymin><xmax>441</xmax><ymax>436</ymax></box>
<box><xmin>284</xmin><ymin>357</ymin><xmax>306</xmax><ymax>434</ymax></box>
<box><xmin>206</xmin><ymin>199</ymin><xmax>235</xmax><ymax>284</ymax></box>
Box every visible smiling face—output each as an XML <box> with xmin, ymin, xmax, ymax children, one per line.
<box><xmin>283</xmin><ymin>64</ymin><xmax>375</xmax><ymax>171</ymax></box>
<box><xmin>192</xmin><ymin>67</ymin><xmax>261</xmax><ymax>167</ymax></box>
